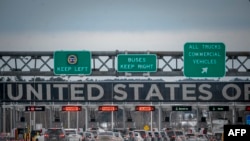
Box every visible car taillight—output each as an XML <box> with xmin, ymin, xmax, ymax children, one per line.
<box><xmin>59</xmin><ymin>133</ymin><xmax>65</xmax><ymax>138</ymax></box>
<box><xmin>44</xmin><ymin>134</ymin><xmax>49</xmax><ymax>138</ymax></box>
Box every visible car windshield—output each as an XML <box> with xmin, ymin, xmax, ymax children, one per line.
<box><xmin>114</xmin><ymin>132</ymin><xmax>120</xmax><ymax>136</ymax></box>
<box><xmin>85</xmin><ymin>132</ymin><xmax>92</xmax><ymax>137</ymax></box>
<box><xmin>167</xmin><ymin>131</ymin><xmax>174</xmax><ymax>136</ymax></box>
<box><xmin>47</xmin><ymin>129</ymin><xmax>63</xmax><ymax>134</ymax></box>
<box><xmin>176</xmin><ymin>131</ymin><xmax>183</xmax><ymax>136</ymax></box>
<box><xmin>65</xmin><ymin>130</ymin><xmax>76</xmax><ymax>135</ymax></box>
<box><xmin>154</xmin><ymin>132</ymin><xmax>160</xmax><ymax>137</ymax></box>
<box><xmin>134</xmin><ymin>131</ymin><xmax>146</xmax><ymax>137</ymax></box>
<box><xmin>31</xmin><ymin>130</ymin><xmax>41</xmax><ymax>136</ymax></box>
<box><xmin>98</xmin><ymin>132</ymin><xmax>113</xmax><ymax>136</ymax></box>
<box><xmin>135</xmin><ymin>132</ymin><xmax>140</xmax><ymax>136</ymax></box>
<box><xmin>197</xmin><ymin>134</ymin><xmax>205</xmax><ymax>138</ymax></box>
<box><xmin>160</xmin><ymin>131</ymin><xmax>166</xmax><ymax>137</ymax></box>
<box><xmin>186</xmin><ymin>134</ymin><xmax>195</xmax><ymax>137</ymax></box>
<box><xmin>129</xmin><ymin>132</ymin><xmax>134</xmax><ymax>136</ymax></box>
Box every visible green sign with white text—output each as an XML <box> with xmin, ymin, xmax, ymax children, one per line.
<box><xmin>184</xmin><ymin>42</ymin><xmax>226</xmax><ymax>77</ymax></box>
<box><xmin>117</xmin><ymin>54</ymin><xmax>157</xmax><ymax>72</ymax></box>
<box><xmin>54</xmin><ymin>51</ymin><xmax>91</xmax><ymax>75</ymax></box>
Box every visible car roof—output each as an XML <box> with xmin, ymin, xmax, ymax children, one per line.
<box><xmin>134</xmin><ymin>132</ymin><xmax>140</xmax><ymax>135</ymax></box>
<box><xmin>47</xmin><ymin>128</ymin><xmax>63</xmax><ymax>130</ymax></box>
<box><xmin>64</xmin><ymin>128</ymin><xmax>77</xmax><ymax>130</ymax></box>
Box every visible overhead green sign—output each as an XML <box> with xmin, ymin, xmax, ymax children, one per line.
<box><xmin>117</xmin><ymin>54</ymin><xmax>157</xmax><ymax>72</ymax></box>
<box><xmin>54</xmin><ymin>50</ymin><xmax>91</xmax><ymax>75</ymax></box>
<box><xmin>184</xmin><ymin>42</ymin><xmax>226</xmax><ymax>77</ymax></box>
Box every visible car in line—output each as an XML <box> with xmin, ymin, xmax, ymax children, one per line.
<box><xmin>148</xmin><ymin>131</ymin><xmax>156</xmax><ymax>141</ymax></box>
<box><xmin>167</xmin><ymin>130</ymin><xmax>186</xmax><ymax>141</ymax></box>
<box><xmin>134</xmin><ymin>132</ymin><xmax>144</xmax><ymax>141</ymax></box>
<box><xmin>185</xmin><ymin>133</ymin><xmax>197</xmax><ymax>141</ymax></box>
<box><xmin>133</xmin><ymin>130</ymin><xmax>152</xmax><ymax>141</ymax></box>
<box><xmin>83</xmin><ymin>132</ymin><xmax>95</xmax><ymax>141</ymax></box>
<box><xmin>128</xmin><ymin>131</ymin><xmax>139</xmax><ymax>141</ymax></box>
<box><xmin>159</xmin><ymin>131</ymin><xmax>170</xmax><ymax>141</ymax></box>
<box><xmin>114</xmin><ymin>132</ymin><xmax>125</xmax><ymax>141</ymax></box>
<box><xmin>196</xmin><ymin>134</ymin><xmax>208</xmax><ymax>141</ymax></box>
<box><xmin>64</xmin><ymin>128</ymin><xmax>83</xmax><ymax>141</ymax></box>
<box><xmin>96</xmin><ymin>131</ymin><xmax>117</xmax><ymax>141</ymax></box>
<box><xmin>154</xmin><ymin>131</ymin><xmax>164</xmax><ymax>141</ymax></box>
<box><xmin>77</xmin><ymin>132</ymin><xmax>85</xmax><ymax>141</ymax></box>
<box><xmin>44</xmin><ymin>128</ymin><xmax>67</xmax><ymax>141</ymax></box>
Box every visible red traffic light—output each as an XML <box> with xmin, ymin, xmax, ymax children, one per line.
<box><xmin>135</xmin><ymin>106</ymin><xmax>155</xmax><ymax>111</ymax></box>
<box><xmin>61</xmin><ymin>106</ymin><xmax>82</xmax><ymax>111</ymax></box>
<box><xmin>98</xmin><ymin>106</ymin><xmax>118</xmax><ymax>111</ymax></box>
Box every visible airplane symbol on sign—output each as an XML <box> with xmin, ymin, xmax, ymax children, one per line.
<box><xmin>201</xmin><ymin>67</ymin><xmax>208</xmax><ymax>74</ymax></box>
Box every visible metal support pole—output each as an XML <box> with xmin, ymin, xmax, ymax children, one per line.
<box><xmin>10</xmin><ymin>107</ymin><xmax>13</xmax><ymax>132</ymax></box>
<box><xmin>111</xmin><ymin>111</ymin><xmax>114</xmax><ymax>131</ymax></box>
<box><xmin>123</xmin><ymin>107</ymin><xmax>126</xmax><ymax>129</ymax></box>
<box><xmin>197</xmin><ymin>107</ymin><xmax>199</xmax><ymax>132</ymax></box>
<box><xmin>49</xmin><ymin>107</ymin><xmax>52</xmax><ymax>128</ymax></box>
<box><xmin>209</xmin><ymin>112</ymin><xmax>213</xmax><ymax>133</ymax></box>
<box><xmin>158</xmin><ymin>106</ymin><xmax>162</xmax><ymax>130</ymax></box>
<box><xmin>150</xmin><ymin>111</ymin><xmax>153</xmax><ymax>131</ymax></box>
<box><xmin>30</xmin><ymin>111</ymin><xmax>32</xmax><ymax>129</ymax></box>
<box><xmin>77</xmin><ymin>111</ymin><xmax>79</xmax><ymax>129</ymax></box>
<box><xmin>3</xmin><ymin>103</ymin><xmax>6</xmax><ymax>133</ymax></box>
<box><xmin>85</xmin><ymin>107</ymin><xmax>88</xmax><ymax>130</ymax></box>
<box><xmin>169</xmin><ymin>111</ymin><xmax>172</xmax><ymax>128</ymax></box>
<box><xmin>232</xmin><ymin>106</ymin><xmax>236</xmax><ymax>125</ymax></box>
<box><xmin>68</xmin><ymin>112</ymin><xmax>70</xmax><ymax>128</ymax></box>
<box><xmin>3</xmin><ymin>107</ymin><xmax>6</xmax><ymax>132</ymax></box>
<box><xmin>33</xmin><ymin>111</ymin><xmax>36</xmax><ymax>130</ymax></box>
<box><xmin>13</xmin><ymin>106</ymin><xmax>16</xmax><ymax>129</ymax></box>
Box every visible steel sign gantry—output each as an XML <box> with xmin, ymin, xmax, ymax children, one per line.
<box><xmin>0</xmin><ymin>51</ymin><xmax>250</xmax><ymax>76</ymax></box>
<box><xmin>1</xmin><ymin>51</ymin><xmax>250</xmax><ymax>133</ymax></box>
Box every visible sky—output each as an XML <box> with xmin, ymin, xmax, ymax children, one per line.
<box><xmin>0</xmin><ymin>0</ymin><xmax>250</xmax><ymax>52</ymax></box>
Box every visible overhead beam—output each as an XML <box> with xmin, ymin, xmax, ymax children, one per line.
<box><xmin>0</xmin><ymin>51</ymin><xmax>249</xmax><ymax>76</ymax></box>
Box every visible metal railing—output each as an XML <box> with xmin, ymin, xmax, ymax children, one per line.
<box><xmin>0</xmin><ymin>51</ymin><xmax>249</xmax><ymax>76</ymax></box>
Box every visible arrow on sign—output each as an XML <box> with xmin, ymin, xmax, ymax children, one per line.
<box><xmin>201</xmin><ymin>67</ymin><xmax>208</xmax><ymax>74</ymax></box>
